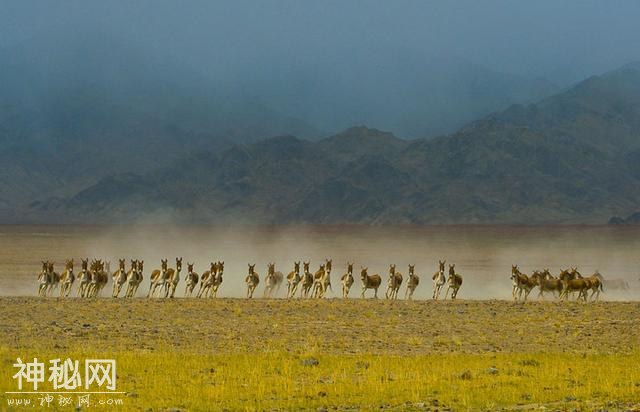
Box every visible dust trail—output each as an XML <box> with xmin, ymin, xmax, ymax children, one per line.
<box><xmin>1</xmin><ymin>225</ymin><xmax>639</xmax><ymax>300</ymax></box>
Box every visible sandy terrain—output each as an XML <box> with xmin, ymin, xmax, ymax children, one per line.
<box><xmin>1</xmin><ymin>298</ymin><xmax>638</xmax><ymax>355</ymax></box>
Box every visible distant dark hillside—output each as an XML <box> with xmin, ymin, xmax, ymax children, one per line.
<box><xmin>0</xmin><ymin>30</ymin><xmax>317</xmax><ymax>215</ymax></box>
<box><xmin>10</xmin><ymin>63</ymin><xmax>640</xmax><ymax>224</ymax></box>
<box><xmin>609</xmin><ymin>211</ymin><xmax>640</xmax><ymax>225</ymax></box>
<box><xmin>0</xmin><ymin>27</ymin><xmax>565</xmax><ymax>219</ymax></box>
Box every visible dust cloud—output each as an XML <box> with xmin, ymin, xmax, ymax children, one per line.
<box><xmin>1</xmin><ymin>225</ymin><xmax>639</xmax><ymax>300</ymax></box>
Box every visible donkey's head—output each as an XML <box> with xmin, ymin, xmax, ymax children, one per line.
<box><xmin>558</xmin><ymin>268</ymin><xmax>571</xmax><ymax>281</ymax></box>
<box><xmin>570</xmin><ymin>267</ymin><xmax>582</xmax><ymax>278</ymax></box>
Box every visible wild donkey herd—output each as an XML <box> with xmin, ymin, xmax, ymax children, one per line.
<box><xmin>36</xmin><ymin>258</ymin><xmax>465</xmax><ymax>300</ymax></box>
<box><xmin>510</xmin><ymin>265</ymin><xmax>605</xmax><ymax>302</ymax></box>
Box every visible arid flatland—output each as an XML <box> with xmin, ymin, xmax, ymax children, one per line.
<box><xmin>1</xmin><ymin>298</ymin><xmax>639</xmax><ymax>355</ymax></box>
<box><xmin>1</xmin><ymin>298</ymin><xmax>640</xmax><ymax>410</ymax></box>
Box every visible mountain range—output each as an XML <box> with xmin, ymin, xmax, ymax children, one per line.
<box><xmin>0</xmin><ymin>29</ymin><xmax>563</xmax><ymax>222</ymax></box>
<box><xmin>16</xmin><ymin>62</ymin><xmax>640</xmax><ymax>224</ymax></box>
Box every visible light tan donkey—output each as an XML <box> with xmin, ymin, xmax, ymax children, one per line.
<box><xmin>405</xmin><ymin>264</ymin><xmax>419</xmax><ymax>300</ymax></box>
<box><xmin>264</xmin><ymin>263</ymin><xmax>284</xmax><ymax>298</ymax></box>
<box><xmin>37</xmin><ymin>261</ymin><xmax>50</xmax><ymax>297</ymax></box>
<box><xmin>300</xmin><ymin>261</ymin><xmax>314</xmax><ymax>298</ymax></box>
<box><xmin>312</xmin><ymin>263</ymin><xmax>326</xmax><ymax>298</ymax></box>
<box><xmin>595</xmin><ymin>272</ymin><xmax>629</xmax><ymax>292</ymax></box>
<box><xmin>87</xmin><ymin>260</ymin><xmax>102</xmax><ymax>298</ymax></box>
<box><xmin>386</xmin><ymin>264</ymin><xmax>403</xmax><ymax>300</ymax></box>
<box><xmin>125</xmin><ymin>260</ymin><xmax>143</xmax><ymax>298</ymax></box>
<box><xmin>341</xmin><ymin>262</ymin><xmax>354</xmax><ymax>298</ymax></box>
<box><xmin>148</xmin><ymin>259</ymin><xmax>169</xmax><ymax>298</ymax></box>
<box><xmin>286</xmin><ymin>261</ymin><xmax>301</xmax><ymax>298</ymax></box>
<box><xmin>59</xmin><ymin>259</ymin><xmax>75</xmax><ymax>298</ymax></box>
<box><xmin>320</xmin><ymin>259</ymin><xmax>333</xmax><ymax>298</ymax></box>
<box><xmin>184</xmin><ymin>263</ymin><xmax>199</xmax><ymax>297</ymax></box>
<box><xmin>165</xmin><ymin>257</ymin><xmax>182</xmax><ymax>298</ymax></box>
<box><xmin>76</xmin><ymin>259</ymin><xmax>91</xmax><ymax>298</ymax></box>
<box><xmin>510</xmin><ymin>265</ymin><xmax>537</xmax><ymax>302</ymax></box>
<box><xmin>210</xmin><ymin>261</ymin><xmax>224</xmax><ymax>298</ymax></box>
<box><xmin>133</xmin><ymin>260</ymin><xmax>144</xmax><ymax>297</ymax></box>
<box><xmin>583</xmin><ymin>271</ymin><xmax>604</xmax><ymax>302</ymax></box>
<box><xmin>432</xmin><ymin>260</ymin><xmax>446</xmax><ymax>300</ymax></box>
<box><xmin>444</xmin><ymin>264</ymin><xmax>463</xmax><ymax>300</ymax></box>
<box><xmin>245</xmin><ymin>263</ymin><xmax>260</xmax><ymax>298</ymax></box>
<box><xmin>197</xmin><ymin>262</ymin><xmax>217</xmax><ymax>298</ymax></box>
<box><xmin>111</xmin><ymin>259</ymin><xmax>127</xmax><ymax>298</ymax></box>
<box><xmin>360</xmin><ymin>267</ymin><xmax>382</xmax><ymax>298</ymax></box>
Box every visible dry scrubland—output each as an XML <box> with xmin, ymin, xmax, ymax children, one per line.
<box><xmin>1</xmin><ymin>298</ymin><xmax>639</xmax><ymax>411</ymax></box>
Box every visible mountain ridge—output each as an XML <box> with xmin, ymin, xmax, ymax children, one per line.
<box><xmin>9</xmin><ymin>63</ymin><xmax>640</xmax><ymax>224</ymax></box>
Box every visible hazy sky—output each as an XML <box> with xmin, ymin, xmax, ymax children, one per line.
<box><xmin>2</xmin><ymin>0</ymin><xmax>639</xmax><ymax>83</ymax></box>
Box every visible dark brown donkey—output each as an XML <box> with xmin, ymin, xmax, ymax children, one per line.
<box><xmin>559</xmin><ymin>268</ymin><xmax>589</xmax><ymax>301</ymax></box>
<box><xmin>534</xmin><ymin>269</ymin><xmax>563</xmax><ymax>300</ymax></box>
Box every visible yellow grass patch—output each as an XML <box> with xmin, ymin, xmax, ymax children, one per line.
<box><xmin>1</xmin><ymin>348</ymin><xmax>639</xmax><ymax>410</ymax></box>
